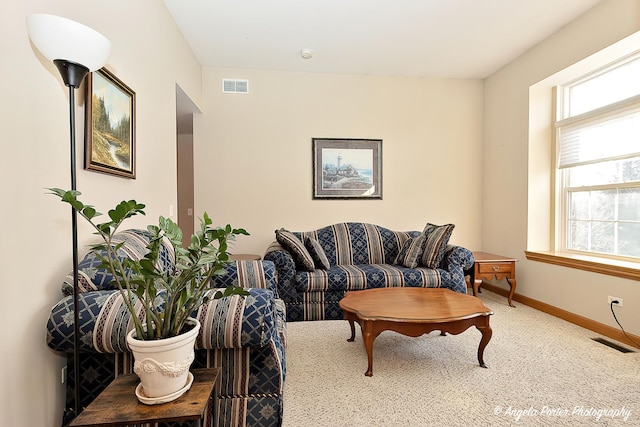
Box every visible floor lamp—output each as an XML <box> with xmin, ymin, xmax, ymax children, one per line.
<box><xmin>26</xmin><ymin>13</ymin><xmax>111</xmax><ymax>421</ymax></box>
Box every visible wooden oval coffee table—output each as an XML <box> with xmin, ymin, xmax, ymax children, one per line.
<box><xmin>339</xmin><ymin>287</ymin><xmax>493</xmax><ymax>376</ymax></box>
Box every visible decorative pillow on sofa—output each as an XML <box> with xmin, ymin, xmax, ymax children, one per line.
<box><xmin>421</xmin><ymin>223</ymin><xmax>455</xmax><ymax>268</ymax></box>
<box><xmin>394</xmin><ymin>235</ymin><xmax>426</xmax><ymax>268</ymax></box>
<box><xmin>305</xmin><ymin>237</ymin><xmax>331</xmax><ymax>270</ymax></box>
<box><xmin>275</xmin><ymin>228</ymin><xmax>315</xmax><ymax>272</ymax></box>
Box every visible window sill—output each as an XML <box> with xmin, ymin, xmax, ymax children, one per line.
<box><xmin>525</xmin><ymin>251</ymin><xmax>640</xmax><ymax>281</ymax></box>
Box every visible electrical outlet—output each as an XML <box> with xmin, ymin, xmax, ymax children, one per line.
<box><xmin>607</xmin><ymin>296</ymin><xmax>623</xmax><ymax>307</ymax></box>
<box><xmin>61</xmin><ymin>366</ymin><xmax>67</xmax><ymax>384</ymax></box>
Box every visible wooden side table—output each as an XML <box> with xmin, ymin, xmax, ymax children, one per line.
<box><xmin>468</xmin><ymin>251</ymin><xmax>518</xmax><ymax>307</ymax></box>
<box><xmin>69</xmin><ymin>368</ymin><xmax>220</xmax><ymax>427</ymax></box>
<box><xmin>229</xmin><ymin>254</ymin><xmax>261</xmax><ymax>261</ymax></box>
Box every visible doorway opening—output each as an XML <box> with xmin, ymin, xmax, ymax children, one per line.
<box><xmin>175</xmin><ymin>84</ymin><xmax>201</xmax><ymax>247</ymax></box>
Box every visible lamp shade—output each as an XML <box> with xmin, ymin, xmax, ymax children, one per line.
<box><xmin>26</xmin><ymin>13</ymin><xmax>111</xmax><ymax>71</ymax></box>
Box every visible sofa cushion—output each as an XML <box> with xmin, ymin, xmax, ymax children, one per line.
<box><xmin>421</xmin><ymin>223</ymin><xmax>455</xmax><ymax>268</ymax></box>
<box><xmin>211</xmin><ymin>260</ymin><xmax>279</xmax><ymax>294</ymax></box>
<box><xmin>301</xmin><ymin>223</ymin><xmax>409</xmax><ymax>266</ymax></box>
<box><xmin>276</xmin><ymin>228</ymin><xmax>315</xmax><ymax>272</ymax></box>
<box><xmin>296</xmin><ymin>264</ymin><xmax>442</xmax><ymax>292</ymax></box>
<box><xmin>305</xmin><ymin>237</ymin><xmax>330</xmax><ymax>270</ymax></box>
<box><xmin>62</xmin><ymin>229</ymin><xmax>175</xmax><ymax>295</ymax></box>
<box><xmin>394</xmin><ymin>235</ymin><xmax>426</xmax><ymax>268</ymax></box>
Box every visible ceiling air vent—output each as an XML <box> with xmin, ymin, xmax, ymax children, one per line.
<box><xmin>222</xmin><ymin>79</ymin><xmax>249</xmax><ymax>94</ymax></box>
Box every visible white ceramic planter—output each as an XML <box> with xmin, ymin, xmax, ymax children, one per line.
<box><xmin>126</xmin><ymin>317</ymin><xmax>201</xmax><ymax>404</ymax></box>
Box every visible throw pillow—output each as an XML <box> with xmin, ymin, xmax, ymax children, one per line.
<box><xmin>420</xmin><ymin>223</ymin><xmax>455</xmax><ymax>268</ymax></box>
<box><xmin>394</xmin><ymin>235</ymin><xmax>427</xmax><ymax>268</ymax></box>
<box><xmin>275</xmin><ymin>228</ymin><xmax>315</xmax><ymax>272</ymax></box>
<box><xmin>305</xmin><ymin>237</ymin><xmax>331</xmax><ymax>270</ymax></box>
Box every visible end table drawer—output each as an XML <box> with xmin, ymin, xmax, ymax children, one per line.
<box><xmin>478</xmin><ymin>263</ymin><xmax>513</xmax><ymax>274</ymax></box>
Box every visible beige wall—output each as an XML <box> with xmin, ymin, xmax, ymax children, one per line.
<box><xmin>1</xmin><ymin>1</ymin><xmax>201</xmax><ymax>425</ymax></box>
<box><xmin>194</xmin><ymin>69</ymin><xmax>484</xmax><ymax>255</ymax></box>
<box><xmin>483</xmin><ymin>0</ymin><xmax>640</xmax><ymax>336</ymax></box>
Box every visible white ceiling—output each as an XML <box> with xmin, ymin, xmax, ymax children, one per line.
<box><xmin>164</xmin><ymin>0</ymin><xmax>603</xmax><ymax>79</ymax></box>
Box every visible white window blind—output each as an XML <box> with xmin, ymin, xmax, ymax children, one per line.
<box><xmin>557</xmin><ymin>96</ymin><xmax>640</xmax><ymax>169</ymax></box>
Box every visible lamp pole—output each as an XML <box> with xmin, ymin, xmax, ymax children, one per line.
<box><xmin>69</xmin><ymin>80</ymin><xmax>81</xmax><ymax>421</ymax></box>
<box><xmin>59</xmin><ymin>59</ymin><xmax>89</xmax><ymax>420</ymax></box>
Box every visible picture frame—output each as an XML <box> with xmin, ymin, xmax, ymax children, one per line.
<box><xmin>85</xmin><ymin>68</ymin><xmax>136</xmax><ymax>178</ymax></box>
<box><xmin>312</xmin><ymin>138</ymin><xmax>382</xmax><ymax>199</ymax></box>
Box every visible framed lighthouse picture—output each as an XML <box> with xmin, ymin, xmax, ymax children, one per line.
<box><xmin>312</xmin><ymin>138</ymin><xmax>382</xmax><ymax>200</ymax></box>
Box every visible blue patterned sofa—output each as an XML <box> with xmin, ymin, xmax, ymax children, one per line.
<box><xmin>46</xmin><ymin>230</ymin><xmax>286</xmax><ymax>427</ymax></box>
<box><xmin>264</xmin><ymin>222</ymin><xmax>474</xmax><ymax>322</ymax></box>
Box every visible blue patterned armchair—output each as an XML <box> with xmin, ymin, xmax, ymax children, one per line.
<box><xmin>264</xmin><ymin>222</ymin><xmax>474</xmax><ymax>322</ymax></box>
<box><xmin>46</xmin><ymin>230</ymin><xmax>286</xmax><ymax>427</ymax></box>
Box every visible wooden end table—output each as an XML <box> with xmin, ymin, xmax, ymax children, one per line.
<box><xmin>339</xmin><ymin>287</ymin><xmax>493</xmax><ymax>376</ymax></box>
<box><xmin>468</xmin><ymin>251</ymin><xmax>518</xmax><ymax>307</ymax></box>
<box><xmin>69</xmin><ymin>368</ymin><xmax>220</xmax><ymax>427</ymax></box>
<box><xmin>229</xmin><ymin>254</ymin><xmax>261</xmax><ymax>261</ymax></box>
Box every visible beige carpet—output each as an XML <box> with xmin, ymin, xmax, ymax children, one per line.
<box><xmin>281</xmin><ymin>290</ymin><xmax>639</xmax><ymax>426</ymax></box>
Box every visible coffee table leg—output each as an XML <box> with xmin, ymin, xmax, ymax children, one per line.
<box><xmin>343</xmin><ymin>311</ymin><xmax>357</xmax><ymax>342</ymax></box>
<box><xmin>346</xmin><ymin>319</ymin><xmax>356</xmax><ymax>342</ymax></box>
<box><xmin>362</xmin><ymin>321</ymin><xmax>375</xmax><ymax>376</ymax></box>
<box><xmin>476</xmin><ymin>324</ymin><xmax>492</xmax><ymax>368</ymax></box>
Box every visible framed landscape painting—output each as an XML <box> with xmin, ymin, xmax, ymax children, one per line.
<box><xmin>312</xmin><ymin>138</ymin><xmax>382</xmax><ymax>199</ymax></box>
<box><xmin>85</xmin><ymin>68</ymin><xmax>136</xmax><ymax>178</ymax></box>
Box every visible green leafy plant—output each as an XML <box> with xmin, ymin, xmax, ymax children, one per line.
<box><xmin>49</xmin><ymin>188</ymin><xmax>250</xmax><ymax>341</ymax></box>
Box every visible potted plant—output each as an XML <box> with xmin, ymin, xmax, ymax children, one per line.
<box><xmin>50</xmin><ymin>188</ymin><xmax>249</xmax><ymax>404</ymax></box>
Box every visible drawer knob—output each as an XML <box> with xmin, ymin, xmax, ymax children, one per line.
<box><xmin>492</xmin><ymin>266</ymin><xmax>500</xmax><ymax>271</ymax></box>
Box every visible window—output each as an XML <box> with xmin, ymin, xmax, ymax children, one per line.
<box><xmin>556</xmin><ymin>54</ymin><xmax>640</xmax><ymax>260</ymax></box>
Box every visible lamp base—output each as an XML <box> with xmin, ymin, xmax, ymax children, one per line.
<box><xmin>54</xmin><ymin>59</ymin><xmax>89</xmax><ymax>88</ymax></box>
